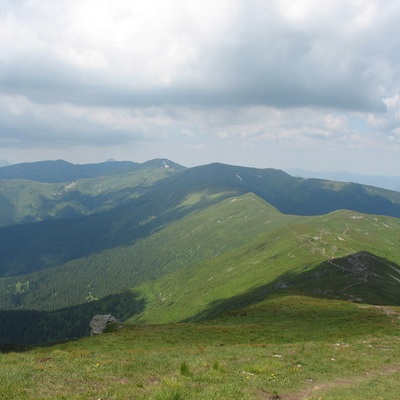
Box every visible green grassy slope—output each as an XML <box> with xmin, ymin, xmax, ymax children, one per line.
<box><xmin>0</xmin><ymin>191</ymin><xmax>399</xmax><ymax>346</ymax></box>
<box><xmin>1</xmin><ymin>161</ymin><xmax>400</xmax><ymax>348</ymax></box>
<box><xmin>1</xmin><ymin>295</ymin><xmax>399</xmax><ymax>399</ymax></box>
<box><xmin>1</xmin><ymin>194</ymin><xmax>399</xmax><ymax>321</ymax></box>
<box><xmin>0</xmin><ymin>193</ymin><xmax>294</xmax><ymax>311</ymax></box>
<box><xmin>129</xmin><ymin>209</ymin><xmax>400</xmax><ymax>324</ymax></box>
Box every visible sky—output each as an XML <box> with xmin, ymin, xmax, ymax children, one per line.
<box><xmin>0</xmin><ymin>0</ymin><xmax>400</xmax><ymax>175</ymax></box>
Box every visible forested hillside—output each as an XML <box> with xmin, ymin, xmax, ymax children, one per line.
<box><xmin>0</xmin><ymin>159</ymin><xmax>399</xmax><ymax>345</ymax></box>
<box><xmin>0</xmin><ymin>159</ymin><xmax>182</xmax><ymax>226</ymax></box>
<box><xmin>0</xmin><ymin>159</ymin><xmax>183</xmax><ymax>183</ymax></box>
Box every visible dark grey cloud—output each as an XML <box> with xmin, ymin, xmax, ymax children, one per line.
<box><xmin>1</xmin><ymin>0</ymin><xmax>399</xmax><ymax>111</ymax></box>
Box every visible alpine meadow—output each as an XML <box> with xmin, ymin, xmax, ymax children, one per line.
<box><xmin>0</xmin><ymin>159</ymin><xmax>399</xmax><ymax>399</ymax></box>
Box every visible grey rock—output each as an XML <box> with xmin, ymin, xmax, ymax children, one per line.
<box><xmin>89</xmin><ymin>314</ymin><xmax>118</xmax><ymax>335</ymax></box>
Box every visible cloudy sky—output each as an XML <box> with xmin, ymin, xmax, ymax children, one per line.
<box><xmin>1</xmin><ymin>0</ymin><xmax>400</xmax><ymax>175</ymax></box>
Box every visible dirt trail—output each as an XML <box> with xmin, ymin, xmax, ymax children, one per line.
<box><xmin>372</xmin><ymin>305</ymin><xmax>400</xmax><ymax>316</ymax></box>
<box><xmin>281</xmin><ymin>364</ymin><xmax>400</xmax><ymax>400</ymax></box>
<box><xmin>260</xmin><ymin>304</ymin><xmax>400</xmax><ymax>400</ymax></box>
<box><xmin>357</xmin><ymin>304</ymin><xmax>400</xmax><ymax>316</ymax></box>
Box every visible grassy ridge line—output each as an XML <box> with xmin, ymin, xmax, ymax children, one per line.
<box><xmin>0</xmin><ymin>193</ymin><xmax>290</xmax><ymax>311</ymax></box>
<box><xmin>130</xmin><ymin>209</ymin><xmax>400</xmax><ymax>324</ymax></box>
<box><xmin>1</xmin><ymin>194</ymin><xmax>399</xmax><ymax>316</ymax></box>
<box><xmin>0</xmin><ymin>295</ymin><xmax>399</xmax><ymax>399</ymax></box>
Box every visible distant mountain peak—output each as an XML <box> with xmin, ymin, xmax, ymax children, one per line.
<box><xmin>141</xmin><ymin>158</ymin><xmax>185</xmax><ymax>170</ymax></box>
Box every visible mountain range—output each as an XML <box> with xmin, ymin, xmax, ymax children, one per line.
<box><xmin>286</xmin><ymin>168</ymin><xmax>400</xmax><ymax>192</ymax></box>
<box><xmin>0</xmin><ymin>159</ymin><xmax>399</xmax><ymax>345</ymax></box>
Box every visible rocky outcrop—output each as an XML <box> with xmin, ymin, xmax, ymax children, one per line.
<box><xmin>89</xmin><ymin>314</ymin><xmax>118</xmax><ymax>336</ymax></box>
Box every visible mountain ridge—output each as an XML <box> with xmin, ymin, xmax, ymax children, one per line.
<box><xmin>1</xmin><ymin>162</ymin><xmax>400</xmax><ymax>278</ymax></box>
<box><xmin>286</xmin><ymin>168</ymin><xmax>400</xmax><ymax>192</ymax></box>
<box><xmin>0</xmin><ymin>158</ymin><xmax>184</xmax><ymax>183</ymax></box>
<box><xmin>0</xmin><ymin>159</ymin><xmax>399</xmax><ymax>346</ymax></box>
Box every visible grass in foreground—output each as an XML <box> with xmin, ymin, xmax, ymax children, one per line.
<box><xmin>1</xmin><ymin>295</ymin><xmax>399</xmax><ymax>399</ymax></box>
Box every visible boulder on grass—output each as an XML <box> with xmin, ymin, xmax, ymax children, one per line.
<box><xmin>89</xmin><ymin>314</ymin><xmax>118</xmax><ymax>336</ymax></box>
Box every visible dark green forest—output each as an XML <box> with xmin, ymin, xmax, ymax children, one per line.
<box><xmin>0</xmin><ymin>291</ymin><xmax>144</xmax><ymax>346</ymax></box>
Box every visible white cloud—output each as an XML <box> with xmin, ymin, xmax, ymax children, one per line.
<box><xmin>0</xmin><ymin>0</ymin><xmax>399</xmax><ymax>174</ymax></box>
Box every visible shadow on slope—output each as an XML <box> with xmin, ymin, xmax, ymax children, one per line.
<box><xmin>183</xmin><ymin>251</ymin><xmax>400</xmax><ymax>322</ymax></box>
<box><xmin>0</xmin><ymin>185</ymin><xmax>237</xmax><ymax>277</ymax></box>
<box><xmin>292</xmin><ymin>251</ymin><xmax>400</xmax><ymax>305</ymax></box>
<box><xmin>0</xmin><ymin>290</ymin><xmax>145</xmax><ymax>347</ymax></box>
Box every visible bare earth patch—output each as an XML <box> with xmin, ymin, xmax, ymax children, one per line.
<box><xmin>283</xmin><ymin>364</ymin><xmax>400</xmax><ymax>400</ymax></box>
